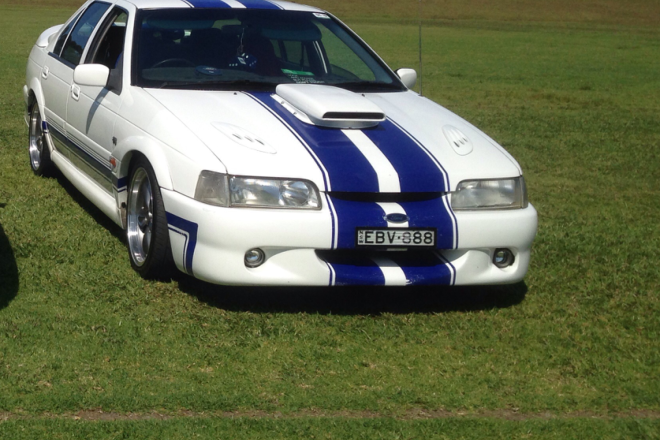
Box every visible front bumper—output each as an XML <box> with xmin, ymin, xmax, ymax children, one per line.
<box><xmin>161</xmin><ymin>189</ymin><xmax>537</xmax><ymax>286</ymax></box>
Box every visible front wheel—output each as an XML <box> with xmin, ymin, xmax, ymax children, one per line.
<box><xmin>126</xmin><ymin>156</ymin><xmax>173</xmax><ymax>279</ymax></box>
<box><xmin>28</xmin><ymin>103</ymin><xmax>53</xmax><ymax>176</ymax></box>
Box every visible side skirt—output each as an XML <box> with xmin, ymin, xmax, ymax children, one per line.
<box><xmin>51</xmin><ymin>149</ymin><xmax>122</xmax><ymax>227</ymax></box>
<box><xmin>48</xmin><ymin>125</ymin><xmax>113</xmax><ymax>194</ymax></box>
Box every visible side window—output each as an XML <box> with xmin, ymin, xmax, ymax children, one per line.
<box><xmin>61</xmin><ymin>2</ymin><xmax>111</xmax><ymax>66</ymax></box>
<box><xmin>53</xmin><ymin>11</ymin><xmax>83</xmax><ymax>56</ymax></box>
<box><xmin>87</xmin><ymin>7</ymin><xmax>129</xmax><ymax>93</ymax></box>
<box><xmin>88</xmin><ymin>8</ymin><xmax>128</xmax><ymax>69</ymax></box>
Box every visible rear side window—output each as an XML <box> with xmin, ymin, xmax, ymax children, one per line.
<box><xmin>61</xmin><ymin>2</ymin><xmax>111</xmax><ymax>66</ymax></box>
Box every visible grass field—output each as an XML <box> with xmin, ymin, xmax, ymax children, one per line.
<box><xmin>1</xmin><ymin>0</ymin><xmax>659</xmax><ymax>438</ymax></box>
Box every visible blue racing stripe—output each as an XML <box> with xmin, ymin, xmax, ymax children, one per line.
<box><xmin>112</xmin><ymin>176</ymin><xmax>128</xmax><ymax>193</ymax></box>
<box><xmin>329</xmin><ymin>196</ymin><xmax>387</xmax><ymax>249</ymax></box>
<box><xmin>400</xmin><ymin>196</ymin><xmax>455</xmax><ymax>249</ymax></box>
<box><xmin>362</xmin><ymin>119</ymin><xmax>448</xmax><ymax>192</ymax></box>
<box><xmin>321</xmin><ymin>253</ymin><xmax>385</xmax><ymax>286</ymax></box>
<box><xmin>249</xmin><ymin>92</ymin><xmax>380</xmax><ymax>192</ymax></box>
<box><xmin>236</xmin><ymin>0</ymin><xmax>282</xmax><ymax>8</ymax></box>
<box><xmin>166</xmin><ymin>212</ymin><xmax>198</xmax><ymax>275</ymax></box>
<box><xmin>388</xmin><ymin>252</ymin><xmax>453</xmax><ymax>285</ymax></box>
<box><xmin>387</xmin><ymin>117</ymin><xmax>450</xmax><ymax>190</ymax></box>
<box><xmin>185</xmin><ymin>0</ymin><xmax>232</xmax><ymax>8</ymax></box>
<box><xmin>247</xmin><ymin>92</ymin><xmax>457</xmax><ymax>251</ymax></box>
<box><xmin>323</xmin><ymin>193</ymin><xmax>337</xmax><ymax>248</ymax></box>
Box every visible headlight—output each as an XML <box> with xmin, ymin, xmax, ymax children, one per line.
<box><xmin>451</xmin><ymin>176</ymin><xmax>528</xmax><ymax>210</ymax></box>
<box><xmin>194</xmin><ymin>171</ymin><xmax>321</xmax><ymax>209</ymax></box>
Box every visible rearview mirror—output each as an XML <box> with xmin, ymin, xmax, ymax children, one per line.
<box><xmin>396</xmin><ymin>68</ymin><xmax>417</xmax><ymax>90</ymax></box>
<box><xmin>73</xmin><ymin>64</ymin><xmax>110</xmax><ymax>87</ymax></box>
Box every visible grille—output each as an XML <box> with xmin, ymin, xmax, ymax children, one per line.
<box><xmin>328</xmin><ymin>192</ymin><xmax>445</xmax><ymax>203</ymax></box>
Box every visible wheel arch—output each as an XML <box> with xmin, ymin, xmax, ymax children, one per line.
<box><xmin>26</xmin><ymin>78</ymin><xmax>46</xmax><ymax>121</ymax></box>
<box><xmin>112</xmin><ymin>137</ymin><xmax>174</xmax><ymax>230</ymax></box>
<box><xmin>113</xmin><ymin>137</ymin><xmax>174</xmax><ymax>193</ymax></box>
<box><xmin>25</xmin><ymin>81</ymin><xmax>57</xmax><ymax>157</ymax></box>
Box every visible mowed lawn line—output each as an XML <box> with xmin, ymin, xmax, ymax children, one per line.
<box><xmin>1</xmin><ymin>417</ymin><xmax>660</xmax><ymax>440</ymax></box>
<box><xmin>0</xmin><ymin>0</ymin><xmax>659</xmax><ymax>425</ymax></box>
<box><xmin>3</xmin><ymin>408</ymin><xmax>660</xmax><ymax>420</ymax></box>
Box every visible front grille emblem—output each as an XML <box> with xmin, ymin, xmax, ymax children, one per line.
<box><xmin>385</xmin><ymin>213</ymin><xmax>408</xmax><ymax>223</ymax></box>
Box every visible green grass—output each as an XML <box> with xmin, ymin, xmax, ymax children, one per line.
<box><xmin>2</xmin><ymin>417</ymin><xmax>659</xmax><ymax>440</ymax></box>
<box><xmin>1</xmin><ymin>0</ymin><xmax>660</xmax><ymax>438</ymax></box>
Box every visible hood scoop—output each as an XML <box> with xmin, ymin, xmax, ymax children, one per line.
<box><xmin>275</xmin><ymin>84</ymin><xmax>385</xmax><ymax>129</ymax></box>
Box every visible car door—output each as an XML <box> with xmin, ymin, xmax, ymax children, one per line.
<box><xmin>40</xmin><ymin>9</ymin><xmax>84</xmax><ymax>136</ymax></box>
<box><xmin>66</xmin><ymin>6</ymin><xmax>129</xmax><ymax>194</ymax></box>
<box><xmin>41</xmin><ymin>1</ymin><xmax>112</xmax><ymax>184</ymax></box>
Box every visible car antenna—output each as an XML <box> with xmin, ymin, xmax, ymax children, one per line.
<box><xmin>418</xmin><ymin>0</ymin><xmax>423</xmax><ymax>96</ymax></box>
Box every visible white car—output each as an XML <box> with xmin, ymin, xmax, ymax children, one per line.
<box><xmin>24</xmin><ymin>0</ymin><xmax>537</xmax><ymax>286</ymax></box>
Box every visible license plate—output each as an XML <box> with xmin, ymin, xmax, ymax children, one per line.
<box><xmin>356</xmin><ymin>228</ymin><xmax>436</xmax><ymax>248</ymax></box>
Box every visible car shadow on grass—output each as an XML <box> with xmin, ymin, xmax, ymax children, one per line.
<box><xmin>54</xmin><ymin>171</ymin><xmax>125</xmax><ymax>243</ymax></box>
<box><xmin>178</xmin><ymin>278</ymin><xmax>528</xmax><ymax>315</ymax></box>
<box><xmin>0</xmin><ymin>221</ymin><xmax>19</xmax><ymax>310</ymax></box>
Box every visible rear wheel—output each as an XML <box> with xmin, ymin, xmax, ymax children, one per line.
<box><xmin>126</xmin><ymin>156</ymin><xmax>173</xmax><ymax>279</ymax></box>
<box><xmin>28</xmin><ymin>103</ymin><xmax>53</xmax><ymax>176</ymax></box>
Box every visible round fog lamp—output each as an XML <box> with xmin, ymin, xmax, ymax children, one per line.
<box><xmin>493</xmin><ymin>248</ymin><xmax>514</xmax><ymax>268</ymax></box>
<box><xmin>244</xmin><ymin>248</ymin><xmax>265</xmax><ymax>268</ymax></box>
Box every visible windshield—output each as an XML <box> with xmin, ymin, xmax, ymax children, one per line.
<box><xmin>133</xmin><ymin>9</ymin><xmax>404</xmax><ymax>92</ymax></box>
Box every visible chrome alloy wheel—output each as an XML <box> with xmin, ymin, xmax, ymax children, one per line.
<box><xmin>127</xmin><ymin>167</ymin><xmax>154</xmax><ymax>266</ymax></box>
<box><xmin>28</xmin><ymin>106</ymin><xmax>45</xmax><ymax>170</ymax></box>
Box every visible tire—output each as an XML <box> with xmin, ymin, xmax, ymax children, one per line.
<box><xmin>126</xmin><ymin>155</ymin><xmax>174</xmax><ymax>279</ymax></box>
<box><xmin>28</xmin><ymin>103</ymin><xmax>53</xmax><ymax>176</ymax></box>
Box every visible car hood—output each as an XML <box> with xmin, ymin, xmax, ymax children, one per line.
<box><xmin>144</xmin><ymin>87</ymin><xmax>521</xmax><ymax>192</ymax></box>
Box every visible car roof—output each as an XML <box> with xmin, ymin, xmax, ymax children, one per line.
<box><xmin>124</xmin><ymin>0</ymin><xmax>323</xmax><ymax>12</ymax></box>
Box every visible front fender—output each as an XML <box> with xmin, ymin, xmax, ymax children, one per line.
<box><xmin>113</xmin><ymin>135</ymin><xmax>174</xmax><ymax>192</ymax></box>
<box><xmin>25</xmin><ymin>75</ymin><xmax>46</xmax><ymax>122</ymax></box>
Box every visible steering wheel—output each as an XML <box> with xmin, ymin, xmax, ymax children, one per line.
<box><xmin>150</xmin><ymin>58</ymin><xmax>196</xmax><ymax>68</ymax></box>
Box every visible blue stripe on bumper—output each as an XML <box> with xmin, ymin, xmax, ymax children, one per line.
<box><xmin>319</xmin><ymin>250</ymin><xmax>455</xmax><ymax>286</ymax></box>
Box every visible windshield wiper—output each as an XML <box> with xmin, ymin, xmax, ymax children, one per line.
<box><xmin>157</xmin><ymin>79</ymin><xmax>278</xmax><ymax>90</ymax></box>
<box><xmin>333</xmin><ymin>81</ymin><xmax>404</xmax><ymax>92</ymax></box>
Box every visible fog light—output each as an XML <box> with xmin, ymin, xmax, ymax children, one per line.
<box><xmin>244</xmin><ymin>248</ymin><xmax>265</xmax><ymax>268</ymax></box>
<box><xmin>493</xmin><ymin>248</ymin><xmax>514</xmax><ymax>268</ymax></box>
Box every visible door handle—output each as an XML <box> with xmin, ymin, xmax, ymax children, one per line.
<box><xmin>41</xmin><ymin>66</ymin><xmax>49</xmax><ymax>79</ymax></box>
<box><xmin>71</xmin><ymin>84</ymin><xmax>80</xmax><ymax>101</ymax></box>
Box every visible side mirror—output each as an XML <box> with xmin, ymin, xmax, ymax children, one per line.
<box><xmin>396</xmin><ymin>68</ymin><xmax>417</xmax><ymax>90</ymax></box>
<box><xmin>73</xmin><ymin>64</ymin><xmax>110</xmax><ymax>87</ymax></box>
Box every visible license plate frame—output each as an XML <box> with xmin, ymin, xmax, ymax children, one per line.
<box><xmin>356</xmin><ymin>227</ymin><xmax>437</xmax><ymax>248</ymax></box>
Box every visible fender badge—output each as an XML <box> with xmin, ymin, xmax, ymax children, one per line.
<box><xmin>385</xmin><ymin>213</ymin><xmax>409</xmax><ymax>223</ymax></box>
